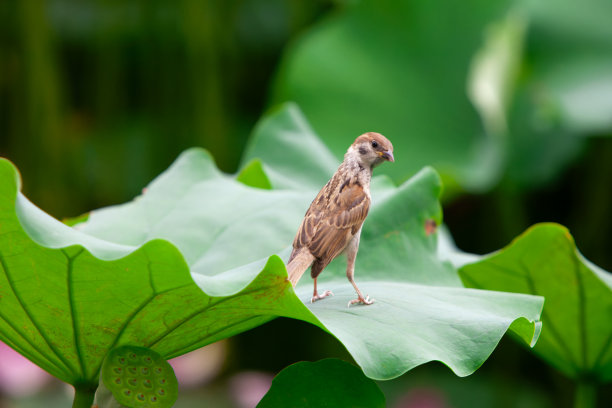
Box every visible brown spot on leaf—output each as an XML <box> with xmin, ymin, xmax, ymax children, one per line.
<box><xmin>425</xmin><ymin>219</ymin><xmax>437</xmax><ymax>236</ymax></box>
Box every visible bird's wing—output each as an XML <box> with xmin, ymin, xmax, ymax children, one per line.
<box><xmin>293</xmin><ymin>179</ymin><xmax>370</xmax><ymax>267</ymax></box>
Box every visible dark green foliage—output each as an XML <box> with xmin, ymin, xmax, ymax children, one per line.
<box><xmin>258</xmin><ymin>359</ymin><xmax>385</xmax><ymax>408</ymax></box>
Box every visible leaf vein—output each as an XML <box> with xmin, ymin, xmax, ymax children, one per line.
<box><xmin>0</xmin><ymin>310</ymin><xmax>69</xmax><ymax>379</ymax></box>
<box><xmin>165</xmin><ymin>315</ymin><xmax>267</xmax><ymax>359</ymax></box>
<box><xmin>518</xmin><ymin>261</ymin><xmax>580</xmax><ymax>371</ymax></box>
<box><xmin>0</xmin><ymin>249</ymin><xmax>79</xmax><ymax>377</ymax></box>
<box><xmin>145</xmin><ymin>285</ymin><xmax>272</xmax><ymax>349</ymax></box>
<box><xmin>64</xmin><ymin>248</ymin><xmax>87</xmax><ymax>380</ymax></box>
<box><xmin>591</xmin><ymin>329</ymin><xmax>612</xmax><ymax>372</ymax></box>
<box><xmin>570</xmin><ymin>243</ymin><xmax>588</xmax><ymax>373</ymax></box>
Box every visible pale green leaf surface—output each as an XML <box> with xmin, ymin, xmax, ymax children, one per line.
<box><xmin>0</xmin><ymin>105</ymin><xmax>542</xmax><ymax>386</ymax></box>
<box><xmin>74</xmin><ymin>148</ymin><xmax>311</xmax><ymax>294</ymax></box>
<box><xmin>460</xmin><ymin>223</ymin><xmax>612</xmax><ymax>382</ymax></box>
<box><xmin>239</xmin><ymin>105</ymin><xmax>544</xmax><ymax>378</ymax></box>
<box><xmin>298</xmin><ymin>284</ymin><xmax>542</xmax><ymax>379</ymax></box>
<box><xmin>78</xmin><ymin>106</ymin><xmax>542</xmax><ymax>380</ymax></box>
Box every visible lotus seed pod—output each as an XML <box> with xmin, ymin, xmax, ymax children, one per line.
<box><xmin>94</xmin><ymin>345</ymin><xmax>178</xmax><ymax>408</ymax></box>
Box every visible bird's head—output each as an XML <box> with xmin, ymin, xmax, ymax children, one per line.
<box><xmin>349</xmin><ymin>132</ymin><xmax>394</xmax><ymax>168</ymax></box>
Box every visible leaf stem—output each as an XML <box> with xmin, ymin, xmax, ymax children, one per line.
<box><xmin>574</xmin><ymin>381</ymin><xmax>596</xmax><ymax>408</ymax></box>
<box><xmin>72</xmin><ymin>383</ymin><xmax>97</xmax><ymax>408</ymax></box>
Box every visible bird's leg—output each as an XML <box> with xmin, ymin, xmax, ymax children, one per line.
<box><xmin>345</xmin><ymin>231</ymin><xmax>374</xmax><ymax>307</ymax></box>
<box><xmin>347</xmin><ymin>267</ymin><xmax>373</xmax><ymax>306</ymax></box>
<box><xmin>311</xmin><ymin>277</ymin><xmax>333</xmax><ymax>303</ymax></box>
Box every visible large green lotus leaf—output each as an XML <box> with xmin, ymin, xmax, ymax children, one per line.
<box><xmin>0</xmin><ymin>158</ymin><xmax>318</xmax><ymax>388</ymax></box>
<box><xmin>241</xmin><ymin>113</ymin><xmax>543</xmax><ymax>378</ymax></box>
<box><xmin>257</xmin><ymin>359</ymin><xmax>385</xmax><ymax>408</ymax></box>
<box><xmin>241</xmin><ymin>105</ymin><xmax>544</xmax><ymax>378</ymax></box>
<box><xmin>290</xmin><ymin>165</ymin><xmax>541</xmax><ymax>379</ymax></box>
<box><xmin>58</xmin><ymin>148</ymin><xmax>314</xmax><ymax>295</ymax></box>
<box><xmin>0</xmin><ymin>105</ymin><xmax>543</xmax><ymax>384</ymax></box>
<box><xmin>460</xmin><ymin>223</ymin><xmax>612</xmax><ymax>382</ymax></box>
<box><xmin>272</xmin><ymin>0</ymin><xmax>515</xmax><ymax>191</ymax></box>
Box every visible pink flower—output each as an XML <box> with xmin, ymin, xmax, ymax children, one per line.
<box><xmin>0</xmin><ymin>342</ymin><xmax>52</xmax><ymax>397</ymax></box>
<box><xmin>168</xmin><ymin>341</ymin><xmax>227</xmax><ymax>389</ymax></box>
<box><xmin>229</xmin><ymin>371</ymin><xmax>274</xmax><ymax>408</ymax></box>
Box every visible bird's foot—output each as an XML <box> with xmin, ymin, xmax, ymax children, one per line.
<box><xmin>311</xmin><ymin>290</ymin><xmax>333</xmax><ymax>303</ymax></box>
<box><xmin>348</xmin><ymin>295</ymin><xmax>374</xmax><ymax>307</ymax></box>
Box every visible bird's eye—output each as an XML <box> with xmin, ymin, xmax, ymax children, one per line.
<box><xmin>371</xmin><ymin>140</ymin><xmax>378</xmax><ymax>148</ymax></box>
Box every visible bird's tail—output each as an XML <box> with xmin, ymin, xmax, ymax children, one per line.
<box><xmin>286</xmin><ymin>248</ymin><xmax>315</xmax><ymax>287</ymax></box>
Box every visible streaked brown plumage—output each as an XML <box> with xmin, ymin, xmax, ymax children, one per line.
<box><xmin>286</xmin><ymin>132</ymin><xmax>394</xmax><ymax>306</ymax></box>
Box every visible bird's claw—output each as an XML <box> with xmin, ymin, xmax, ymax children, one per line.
<box><xmin>348</xmin><ymin>295</ymin><xmax>374</xmax><ymax>307</ymax></box>
<box><xmin>311</xmin><ymin>290</ymin><xmax>333</xmax><ymax>303</ymax></box>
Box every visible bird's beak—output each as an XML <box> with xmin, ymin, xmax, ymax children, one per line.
<box><xmin>382</xmin><ymin>150</ymin><xmax>394</xmax><ymax>162</ymax></box>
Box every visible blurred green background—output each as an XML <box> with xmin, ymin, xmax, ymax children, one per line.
<box><xmin>1</xmin><ymin>0</ymin><xmax>611</xmax><ymax>407</ymax></box>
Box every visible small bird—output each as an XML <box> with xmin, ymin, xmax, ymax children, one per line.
<box><xmin>286</xmin><ymin>132</ymin><xmax>394</xmax><ymax>306</ymax></box>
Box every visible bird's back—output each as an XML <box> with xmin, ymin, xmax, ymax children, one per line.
<box><xmin>290</xmin><ymin>169</ymin><xmax>370</xmax><ymax>269</ymax></box>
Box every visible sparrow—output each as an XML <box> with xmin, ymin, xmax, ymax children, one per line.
<box><xmin>286</xmin><ymin>132</ymin><xmax>394</xmax><ymax>306</ymax></box>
